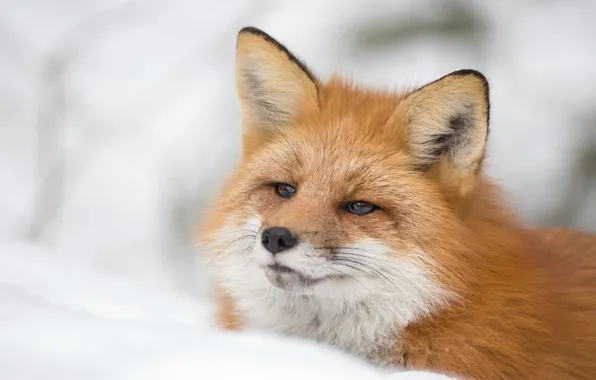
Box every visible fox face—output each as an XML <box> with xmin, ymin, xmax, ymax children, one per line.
<box><xmin>221</xmin><ymin>120</ymin><xmax>457</xmax><ymax>296</ymax></box>
<box><xmin>200</xmin><ymin>27</ymin><xmax>490</xmax><ymax>339</ymax></box>
<box><xmin>233</xmin><ymin>130</ymin><xmax>438</xmax><ymax>295</ymax></box>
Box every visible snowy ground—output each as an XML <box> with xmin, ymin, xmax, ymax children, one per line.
<box><xmin>1</xmin><ymin>1</ymin><xmax>596</xmax><ymax>379</ymax></box>
<box><xmin>0</xmin><ymin>240</ymin><xmax>455</xmax><ymax>380</ymax></box>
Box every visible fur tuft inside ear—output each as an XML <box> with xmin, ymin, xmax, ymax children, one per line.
<box><xmin>401</xmin><ymin>69</ymin><xmax>490</xmax><ymax>172</ymax></box>
<box><xmin>235</xmin><ymin>27</ymin><xmax>319</xmax><ymax>131</ymax></box>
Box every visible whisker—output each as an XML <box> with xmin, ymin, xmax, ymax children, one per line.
<box><xmin>205</xmin><ymin>234</ymin><xmax>256</xmax><ymax>266</ymax></box>
<box><xmin>332</xmin><ymin>250</ymin><xmax>399</xmax><ymax>268</ymax></box>
<box><xmin>319</xmin><ymin>246</ymin><xmax>376</xmax><ymax>253</ymax></box>
<box><xmin>244</xmin><ymin>257</ymin><xmax>254</xmax><ymax>268</ymax></box>
<box><xmin>334</xmin><ymin>253</ymin><xmax>401</xmax><ymax>279</ymax></box>
<box><xmin>332</xmin><ymin>256</ymin><xmax>400</xmax><ymax>291</ymax></box>
<box><xmin>330</xmin><ymin>249</ymin><xmax>407</xmax><ymax>292</ymax></box>
<box><xmin>326</xmin><ymin>265</ymin><xmax>371</xmax><ymax>292</ymax></box>
<box><xmin>216</xmin><ymin>229</ymin><xmax>258</xmax><ymax>237</ymax></box>
<box><xmin>332</xmin><ymin>252</ymin><xmax>397</xmax><ymax>269</ymax></box>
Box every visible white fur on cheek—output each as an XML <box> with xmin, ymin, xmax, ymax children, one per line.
<box><xmin>321</xmin><ymin>239</ymin><xmax>454</xmax><ymax>323</ymax></box>
<box><xmin>252</xmin><ymin>237</ymin><xmax>274</xmax><ymax>267</ymax></box>
<box><xmin>206</xmin><ymin>221</ymin><xmax>456</xmax><ymax>367</ymax></box>
<box><xmin>205</xmin><ymin>215</ymin><xmax>265</xmax><ymax>286</ymax></box>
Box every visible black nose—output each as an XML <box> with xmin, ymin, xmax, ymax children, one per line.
<box><xmin>261</xmin><ymin>227</ymin><xmax>297</xmax><ymax>255</ymax></box>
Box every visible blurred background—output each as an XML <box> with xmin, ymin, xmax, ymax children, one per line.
<box><xmin>2</xmin><ymin>0</ymin><xmax>596</xmax><ymax>300</ymax></box>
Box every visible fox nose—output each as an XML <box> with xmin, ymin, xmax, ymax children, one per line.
<box><xmin>261</xmin><ymin>227</ymin><xmax>297</xmax><ymax>255</ymax></box>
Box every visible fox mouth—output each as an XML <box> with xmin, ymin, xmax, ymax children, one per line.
<box><xmin>264</xmin><ymin>264</ymin><xmax>343</xmax><ymax>289</ymax></box>
<box><xmin>267</xmin><ymin>264</ymin><xmax>294</xmax><ymax>274</ymax></box>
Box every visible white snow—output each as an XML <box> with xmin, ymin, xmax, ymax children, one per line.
<box><xmin>0</xmin><ymin>240</ymin><xmax>455</xmax><ymax>380</ymax></box>
<box><xmin>1</xmin><ymin>1</ymin><xmax>595</xmax><ymax>379</ymax></box>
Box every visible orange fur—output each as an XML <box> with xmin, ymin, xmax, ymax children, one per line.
<box><xmin>198</xmin><ymin>27</ymin><xmax>596</xmax><ymax>379</ymax></box>
<box><xmin>214</xmin><ymin>285</ymin><xmax>241</xmax><ymax>330</ymax></box>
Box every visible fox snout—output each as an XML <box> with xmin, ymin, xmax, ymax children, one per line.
<box><xmin>260</xmin><ymin>226</ymin><xmax>297</xmax><ymax>254</ymax></box>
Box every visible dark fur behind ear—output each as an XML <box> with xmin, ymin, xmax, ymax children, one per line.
<box><xmin>439</xmin><ymin>69</ymin><xmax>490</xmax><ymax>133</ymax></box>
<box><xmin>401</xmin><ymin>69</ymin><xmax>490</xmax><ymax>172</ymax></box>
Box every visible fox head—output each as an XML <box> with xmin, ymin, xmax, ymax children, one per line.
<box><xmin>200</xmin><ymin>27</ymin><xmax>495</xmax><ymax>321</ymax></box>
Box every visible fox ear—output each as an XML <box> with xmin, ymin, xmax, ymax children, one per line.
<box><xmin>235</xmin><ymin>27</ymin><xmax>319</xmax><ymax>135</ymax></box>
<box><xmin>397</xmin><ymin>70</ymin><xmax>490</xmax><ymax>196</ymax></box>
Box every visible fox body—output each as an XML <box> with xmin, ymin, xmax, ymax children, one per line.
<box><xmin>199</xmin><ymin>27</ymin><xmax>596</xmax><ymax>379</ymax></box>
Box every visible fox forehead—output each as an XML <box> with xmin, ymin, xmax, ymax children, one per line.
<box><xmin>311</xmin><ymin>76</ymin><xmax>409</xmax><ymax>129</ymax></box>
<box><xmin>242</xmin><ymin>80</ymin><xmax>426</xmax><ymax>191</ymax></box>
<box><xmin>245</xmin><ymin>129</ymin><xmax>418</xmax><ymax>204</ymax></box>
<box><xmin>254</xmin><ymin>76</ymin><xmax>413</xmax><ymax>161</ymax></box>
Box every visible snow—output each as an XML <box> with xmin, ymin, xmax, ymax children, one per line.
<box><xmin>0</xmin><ymin>241</ymin><xmax>455</xmax><ymax>380</ymax></box>
<box><xmin>1</xmin><ymin>1</ymin><xmax>595</xmax><ymax>379</ymax></box>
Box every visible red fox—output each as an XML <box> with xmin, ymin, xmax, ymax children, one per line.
<box><xmin>199</xmin><ymin>26</ymin><xmax>596</xmax><ymax>379</ymax></box>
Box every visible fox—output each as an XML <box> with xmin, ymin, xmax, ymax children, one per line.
<box><xmin>198</xmin><ymin>26</ymin><xmax>596</xmax><ymax>379</ymax></box>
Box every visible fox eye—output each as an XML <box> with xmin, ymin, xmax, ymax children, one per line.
<box><xmin>274</xmin><ymin>183</ymin><xmax>296</xmax><ymax>199</ymax></box>
<box><xmin>343</xmin><ymin>201</ymin><xmax>377</xmax><ymax>216</ymax></box>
